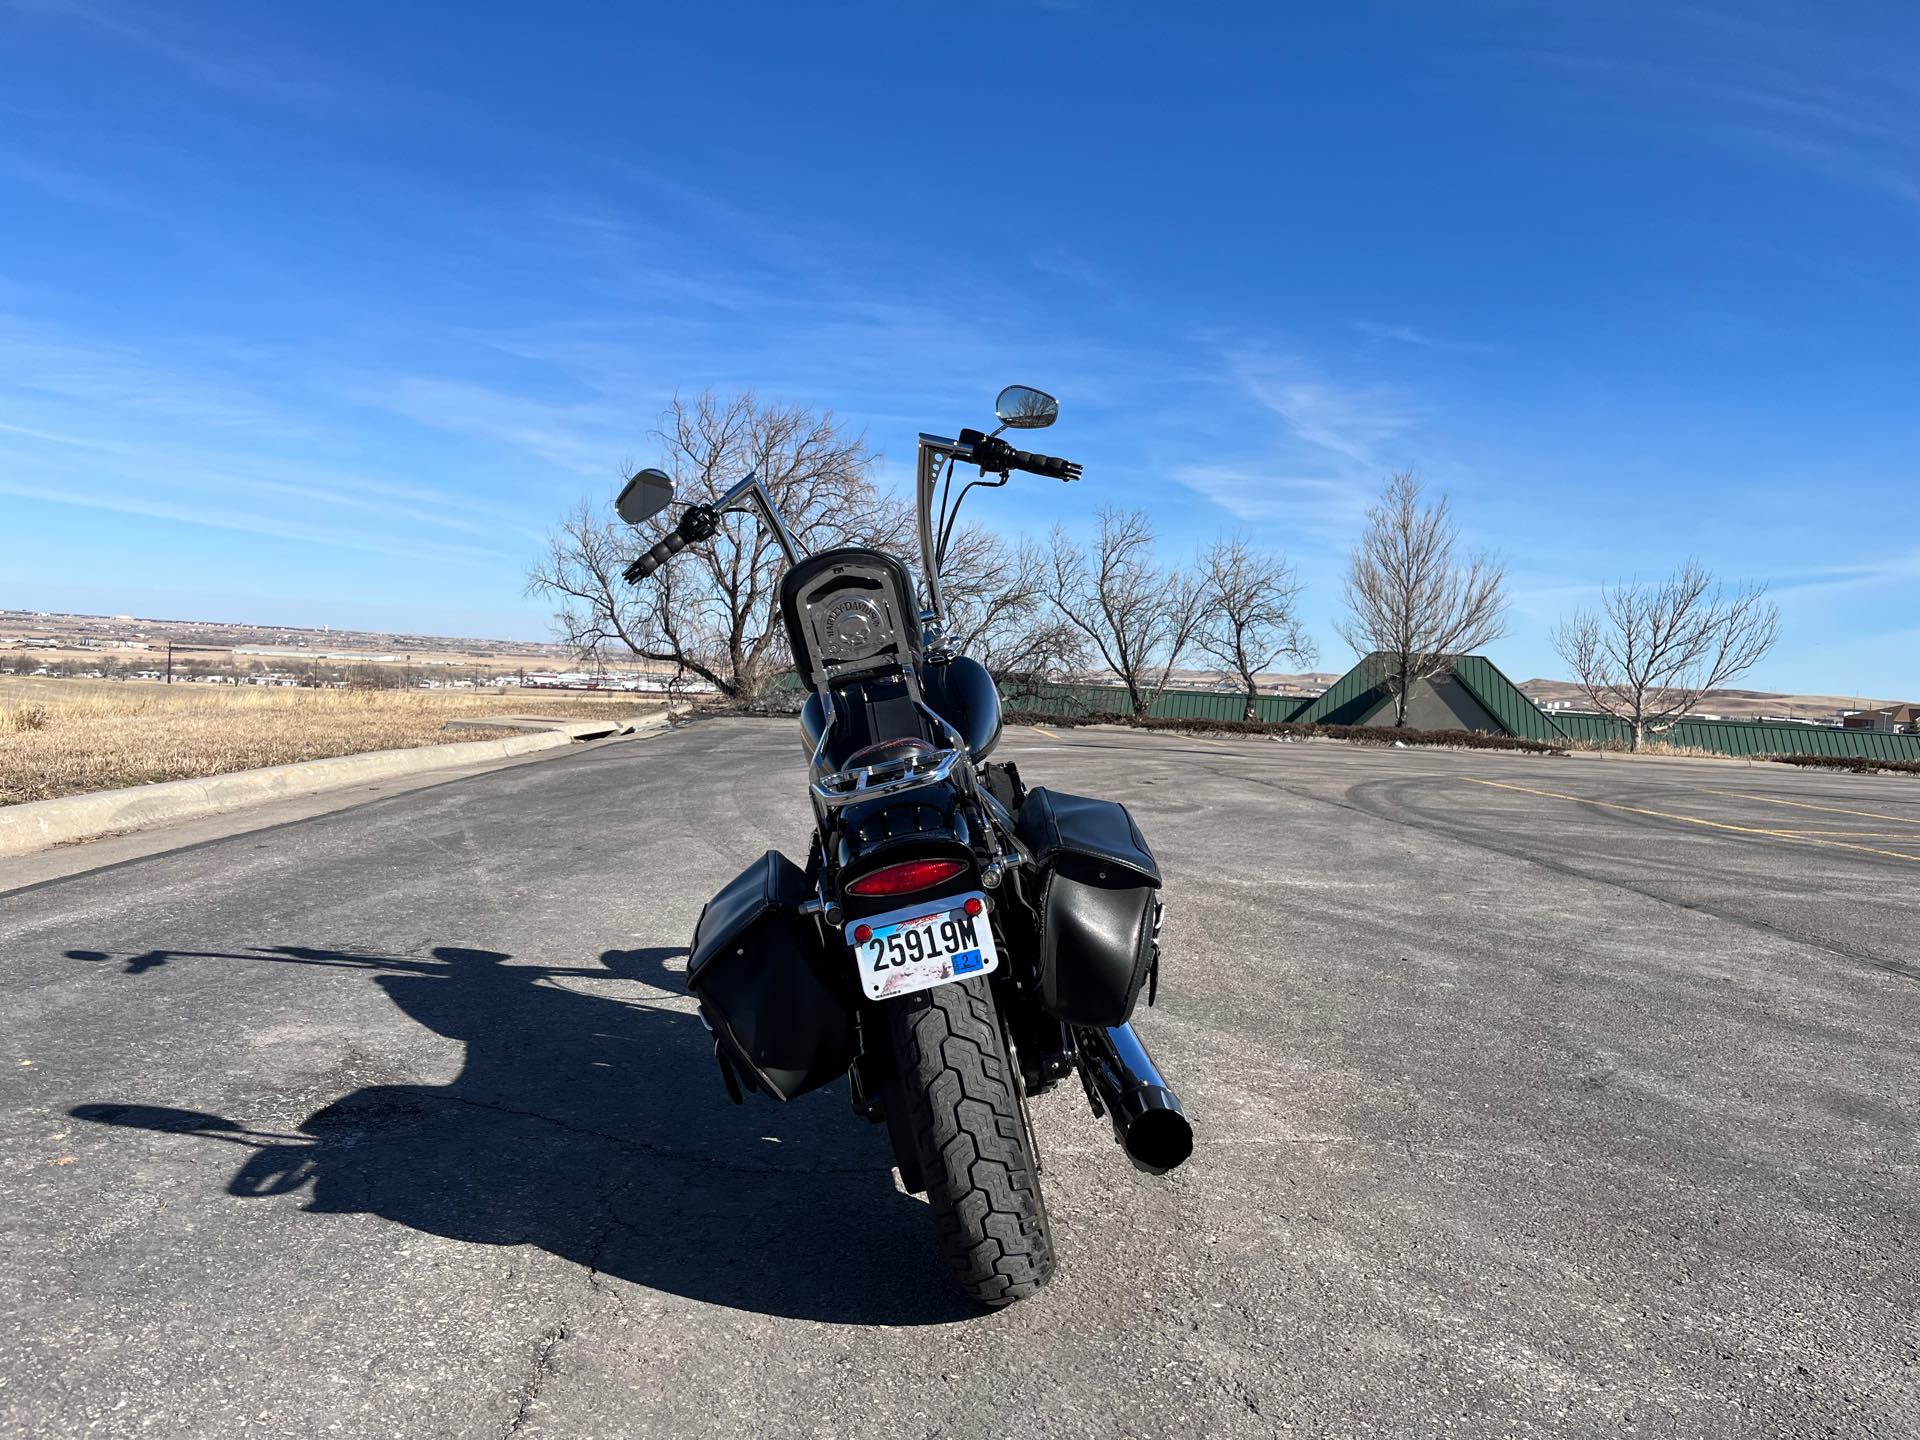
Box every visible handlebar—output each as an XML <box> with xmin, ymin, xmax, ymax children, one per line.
<box><xmin>623</xmin><ymin>529</ymin><xmax>690</xmax><ymax>582</ymax></box>
<box><xmin>623</xmin><ymin>503</ymin><xmax>720</xmax><ymax>584</ymax></box>
<box><xmin>956</xmin><ymin>429</ymin><xmax>1082</xmax><ymax>482</ymax></box>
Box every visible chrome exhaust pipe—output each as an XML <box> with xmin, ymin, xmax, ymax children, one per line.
<box><xmin>1077</xmin><ymin>1023</ymin><xmax>1193</xmax><ymax>1174</ymax></box>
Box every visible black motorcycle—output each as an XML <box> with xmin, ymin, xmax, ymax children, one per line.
<box><xmin>617</xmin><ymin>385</ymin><xmax>1192</xmax><ymax>1305</ymax></box>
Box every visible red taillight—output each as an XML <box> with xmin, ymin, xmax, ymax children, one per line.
<box><xmin>846</xmin><ymin>858</ymin><xmax>968</xmax><ymax>897</ymax></box>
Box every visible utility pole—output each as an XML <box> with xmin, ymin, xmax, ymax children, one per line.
<box><xmin>165</xmin><ymin>641</ymin><xmax>173</xmax><ymax>684</ymax></box>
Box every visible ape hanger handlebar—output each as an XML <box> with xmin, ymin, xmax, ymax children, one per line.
<box><xmin>912</xmin><ymin>428</ymin><xmax>1081</xmax><ymax>638</ymax></box>
<box><xmin>621</xmin><ymin>471</ymin><xmax>804</xmax><ymax>584</ymax></box>
<box><xmin>620</xmin><ymin>386</ymin><xmax>1080</xmax><ymax>645</ymax></box>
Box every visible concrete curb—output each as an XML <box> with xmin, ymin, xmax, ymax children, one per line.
<box><xmin>444</xmin><ymin>709</ymin><xmax>668</xmax><ymax>741</ymax></box>
<box><xmin>0</xmin><ymin>730</ymin><xmax>578</xmax><ymax>859</ymax></box>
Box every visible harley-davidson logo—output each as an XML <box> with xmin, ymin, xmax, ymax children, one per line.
<box><xmin>820</xmin><ymin>596</ymin><xmax>885</xmax><ymax>659</ymax></box>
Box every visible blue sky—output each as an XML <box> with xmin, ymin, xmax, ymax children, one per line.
<box><xmin>2</xmin><ymin>2</ymin><xmax>1916</xmax><ymax>696</ymax></box>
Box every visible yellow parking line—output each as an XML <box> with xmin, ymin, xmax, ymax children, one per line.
<box><xmin>1030</xmin><ymin>726</ymin><xmax>1060</xmax><ymax>740</ymax></box>
<box><xmin>1463</xmin><ymin>778</ymin><xmax>1920</xmax><ymax>864</ymax></box>
<box><xmin>1190</xmin><ymin>735</ymin><xmax>1223</xmax><ymax>746</ymax></box>
<box><xmin>1765</xmin><ymin>830</ymin><xmax>1920</xmax><ymax>839</ymax></box>
<box><xmin>1721</xmin><ymin>792</ymin><xmax>1920</xmax><ymax>827</ymax></box>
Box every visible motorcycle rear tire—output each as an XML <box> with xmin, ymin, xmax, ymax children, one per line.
<box><xmin>886</xmin><ymin>976</ymin><xmax>1056</xmax><ymax>1306</ymax></box>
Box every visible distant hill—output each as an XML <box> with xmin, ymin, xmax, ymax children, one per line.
<box><xmin>1164</xmin><ymin>668</ymin><xmax>1342</xmax><ymax>695</ymax></box>
<box><xmin>1516</xmin><ymin>679</ymin><xmax>1916</xmax><ymax>723</ymax></box>
<box><xmin>8</xmin><ymin>612</ymin><xmax>1910</xmax><ymax>720</ymax></box>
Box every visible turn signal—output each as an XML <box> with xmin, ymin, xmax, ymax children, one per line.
<box><xmin>845</xmin><ymin>859</ymin><xmax>968</xmax><ymax>897</ymax></box>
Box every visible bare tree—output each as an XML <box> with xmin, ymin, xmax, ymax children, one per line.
<box><xmin>526</xmin><ymin>391</ymin><xmax>903</xmax><ymax>699</ymax></box>
<box><xmin>1337</xmin><ymin>472</ymin><xmax>1508</xmax><ymax>726</ymax></box>
<box><xmin>1197</xmin><ymin>536</ymin><xmax>1316</xmax><ymax>721</ymax></box>
<box><xmin>1043</xmin><ymin>507</ymin><xmax>1206</xmax><ymax>716</ymax></box>
<box><xmin>1553</xmin><ymin>562</ymin><xmax>1780</xmax><ymax>751</ymax></box>
<box><xmin>938</xmin><ymin>526</ymin><xmax>1087</xmax><ymax>685</ymax></box>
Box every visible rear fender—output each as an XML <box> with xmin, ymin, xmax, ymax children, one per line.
<box><xmin>833</xmin><ymin>783</ymin><xmax>979</xmax><ymax>922</ymax></box>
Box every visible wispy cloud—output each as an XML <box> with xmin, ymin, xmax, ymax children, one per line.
<box><xmin>0</xmin><ymin>150</ymin><xmax>159</xmax><ymax>219</ymax></box>
<box><xmin>1728</xmin><ymin>126</ymin><xmax>1920</xmax><ymax>211</ymax></box>
<box><xmin>1761</xmin><ymin>550</ymin><xmax>1920</xmax><ymax>596</ymax></box>
<box><xmin>1350</xmin><ymin>319</ymin><xmax>1497</xmax><ymax>355</ymax></box>
<box><xmin>0</xmin><ymin>326</ymin><xmax>295</xmax><ymax>431</ymax></box>
<box><xmin>0</xmin><ymin>325</ymin><xmax>553</xmax><ymax>556</ymax></box>
<box><xmin>1505</xmin><ymin>551</ymin><xmax>1920</xmax><ymax>629</ymax></box>
<box><xmin>1514</xmin><ymin>11</ymin><xmax>1920</xmax><ymax>214</ymax></box>
<box><xmin>353</xmin><ymin>375</ymin><xmax>627</xmax><ymax>479</ymax></box>
<box><xmin>1170</xmin><ymin>463</ymin><xmax>1370</xmax><ymax>538</ymax></box>
<box><xmin>1231</xmin><ymin>355</ymin><xmax>1421</xmax><ymax>470</ymax></box>
<box><xmin>0</xmin><ymin>418</ymin><xmax>538</xmax><ymax>550</ymax></box>
<box><xmin>19</xmin><ymin>0</ymin><xmax>348</xmax><ymax>113</ymax></box>
<box><xmin>0</xmin><ymin>474</ymin><xmax>516</xmax><ymax>567</ymax></box>
<box><xmin>1160</xmin><ymin>347</ymin><xmax>1438</xmax><ymax>548</ymax></box>
<box><xmin>1028</xmin><ymin>247</ymin><xmax>1120</xmax><ymax>300</ymax></box>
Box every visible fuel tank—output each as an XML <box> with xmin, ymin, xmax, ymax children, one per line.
<box><xmin>923</xmin><ymin>655</ymin><xmax>1003</xmax><ymax>758</ymax></box>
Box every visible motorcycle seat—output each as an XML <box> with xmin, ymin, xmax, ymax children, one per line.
<box><xmin>843</xmin><ymin>737</ymin><xmax>936</xmax><ymax>770</ymax></box>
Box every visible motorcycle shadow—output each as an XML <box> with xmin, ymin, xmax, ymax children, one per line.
<box><xmin>66</xmin><ymin>942</ymin><xmax>975</xmax><ymax>1326</ymax></box>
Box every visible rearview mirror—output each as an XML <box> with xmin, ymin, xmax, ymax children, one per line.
<box><xmin>616</xmin><ymin>468</ymin><xmax>674</xmax><ymax>525</ymax></box>
<box><xmin>995</xmin><ymin>385</ymin><xmax>1059</xmax><ymax>430</ymax></box>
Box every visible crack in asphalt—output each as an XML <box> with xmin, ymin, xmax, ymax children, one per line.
<box><xmin>503</xmin><ymin>1322</ymin><xmax>568</xmax><ymax>1438</ymax></box>
<box><xmin>491</xmin><ymin>1169</ymin><xmax>659</xmax><ymax>1436</ymax></box>
<box><xmin>581</xmin><ymin>1168</ymin><xmax>655</xmax><ymax>1323</ymax></box>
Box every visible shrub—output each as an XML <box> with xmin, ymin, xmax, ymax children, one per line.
<box><xmin>701</xmin><ymin>692</ymin><xmax>805</xmax><ymax>720</ymax></box>
<box><xmin>1563</xmin><ymin>737</ymin><xmax>1724</xmax><ymax>759</ymax></box>
<box><xmin>1761</xmin><ymin>753</ymin><xmax>1920</xmax><ymax>777</ymax></box>
<box><xmin>2</xmin><ymin>704</ymin><xmax>51</xmax><ymax>733</ymax></box>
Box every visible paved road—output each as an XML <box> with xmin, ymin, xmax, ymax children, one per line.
<box><xmin>3</xmin><ymin>720</ymin><xmax>1915</xmax><ymax>1438</ymax></box>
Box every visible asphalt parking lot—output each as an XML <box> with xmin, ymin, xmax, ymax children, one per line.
<box><xmin>2</xmin><ymin>718</ymin><xmax>1915</xmax><ymax>1438</ymax></box>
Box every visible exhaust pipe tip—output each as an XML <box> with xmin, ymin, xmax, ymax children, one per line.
<box><xmin>1082</xmin><ymin>1023</ymin><xmax>1195</xmax><ymax>1175</ymax></box>
<box><xmin>1119</xmin><ymin>1087</ymin><xmax>1193</xmax><ymax>1174</ymax></box>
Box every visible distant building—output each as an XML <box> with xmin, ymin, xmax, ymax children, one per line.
<box><xmin>1290</xmin><ymin>653</ymin><xmax>1560</xmax><ymax>739</ymax></box>
<box><xmin>1843</xmin><ymin>705</ymin><xmax>1920</xmax><ymax>733</ymax></box>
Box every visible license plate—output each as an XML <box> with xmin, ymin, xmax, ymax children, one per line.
<box><xmin>845</xmin><ymin>892</ymin><xmax>998</xmax><ymax>1001</ymax></box>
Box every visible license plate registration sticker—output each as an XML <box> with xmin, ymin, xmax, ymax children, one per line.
<box><xmin>845</xmin><ymin>893</ymin><xmax>999</xmax><ymax>1001</ymax></box>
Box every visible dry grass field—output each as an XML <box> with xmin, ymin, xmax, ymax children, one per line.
<box><xmin>0</xmin><ymin>677</ymin><xmax>650</xmax><ymax>806</ymax></box>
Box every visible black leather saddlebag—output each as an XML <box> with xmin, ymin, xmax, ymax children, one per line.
<box><xmin>1016</xmin><ymin>788</ymin><xmax>1163</xmax><ymax>1027</ymax></box>
<box><xmin>687</xmin><ymin>850</ymin><xmax>853</xmax><ymax>1101</ymax></box>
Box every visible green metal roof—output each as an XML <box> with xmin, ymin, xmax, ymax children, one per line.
<box><xmin>1289</xmin><ymin>653</ymin><xmax>1393</xmax><ymax>727</ymax></box>
<box><xmin>1447</xmin><ymin>655</ymin><xmax>1568</xmax><ymax>740</ymax></box>
<box><xmin>1291</xmin><ymin>652</ymin><xmax>1567</xmax><ymax>738</ymax></box>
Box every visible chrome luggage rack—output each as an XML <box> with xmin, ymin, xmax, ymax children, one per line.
<box><xmin>810</xmin><ymin>744</ymin><xmax>963</xmax><ymax>807</ymax></box>
<box><xmin>808</xmin><ymin>699</ymin><xmax>969</xmax><ymax>810</ymax></box>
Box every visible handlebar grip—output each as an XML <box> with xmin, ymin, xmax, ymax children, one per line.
<box><xmin>1014</xmin><ymin>448</ymin><xmax>1082</xmax><ymax>482</ymax></box>
<box><xmin>957</xmin><ymin>429</ymin><xmax>1082</xmax><ymax>481</ymax></box>
<box><xmin>623</xmin><ymin>528</ymin><xmax>691</xmax><ymax>583</ymax></box>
